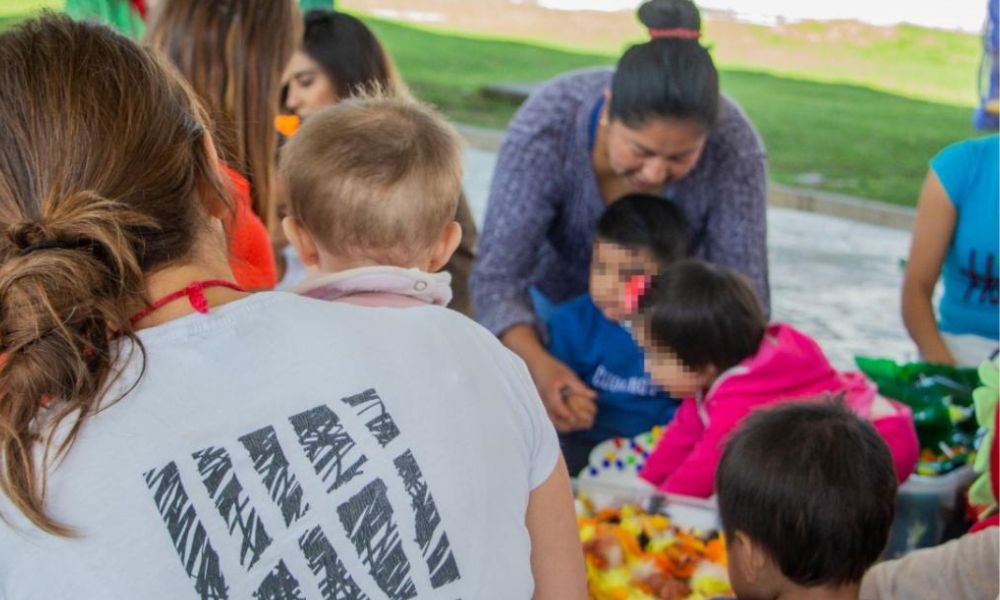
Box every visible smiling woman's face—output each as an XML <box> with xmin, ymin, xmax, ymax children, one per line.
<box><xmin>282</xmin><ymin>51</ymin><xmax>338</xmax><ymax>119</ymax></box>
<box><xmin>604</xmin><ymin>116</ymin><xmax>707</xmax><ymax>194</ymax></box>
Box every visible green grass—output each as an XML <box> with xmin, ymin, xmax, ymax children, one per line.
<box><xmin>363</xmin><ymin>16</ymin><xmax>979</xmax><ymax>206</ymax></box>
<box><xmin>1</xmin><ymin>0</ymin><xmax>60</xmax><ymax>13</ymax></box>
<box><xmin>0</xmin><ymin>3</ymin><xmax>981</xmax><ymax>205</ymax></box>
<box><xmin>366</xmin><ymin>17</ymin><xmax>614</xmax><ymax>128</ymax></box>
<box><xmin>724</xmin><ymin>70</ymin><xmax>972</xmax><ymax>202</ymax></box>
<box><xmin>0</xmin><ymin>0</ymin><xmax>60</xmax><ymax>30</ymax></box>
<box><xmin>708</xmin><ymin>21</ymin><xmax>982</xmax><ymax>109</ymax></box>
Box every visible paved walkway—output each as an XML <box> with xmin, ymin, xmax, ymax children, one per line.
<box><xmin>462</xmin><ymin>148</ymin><xmax>915</xmax><ymax>369</ymax></box>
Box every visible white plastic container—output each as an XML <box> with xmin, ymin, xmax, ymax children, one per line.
<box><xmin>574</xmin><ymin>477</ymin><xmax>721</xmax><ymax>531</ymax></box>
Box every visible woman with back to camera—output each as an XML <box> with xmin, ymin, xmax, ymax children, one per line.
<box><xmin>471</xmin><ymin>0</ymin><xmax>769</xmax><ymax>433</ymax></box>
<box><xmin>0</xmin><ymin>15</ymin><xmax>585</xmax><ymax>599</ymax></box>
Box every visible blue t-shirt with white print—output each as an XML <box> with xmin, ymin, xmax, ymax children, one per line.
<box><xmin>546</xmin><ymin>293</ymin><xmax>679</xmax><ymax>444</ymax></box>
<box><xmin>931</xmin><ymin>134</ymin><xmax>999</xmax><ymax>340</ymax></box>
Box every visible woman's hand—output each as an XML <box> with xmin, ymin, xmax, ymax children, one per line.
<box><xmin>901</xmin><ymin>170</ymin><xmax>958</xmax><ymax>365</ymax></box>
<box><xmin>564</xmin><ymin>390</ymin><xmax>598</xmax><ymax>431</ymax></box>
<box><xmin>502</xmin><ymin>324</ymin><xmax>598</xmax><ymax>432</ymax></box>
<box><xmin>529</xmin><ymin>354</ymin><xmax>597</xmax><ymax>432</ymax></box>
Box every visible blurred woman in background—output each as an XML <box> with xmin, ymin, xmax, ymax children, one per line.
<box><xmin>279</xmin><ymin>10</ymin><xmax>479</xmax><ymax>316</ymax></box>
<box><xmin>147</xmin><ymin>0</ymin><xmax>301</xmax><ymax>290</ymax></box>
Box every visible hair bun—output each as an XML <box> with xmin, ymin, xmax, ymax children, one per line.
<box><xmin>6</xmin><ymin>221</ymin><xmax>50</xmax><ymax>252</ymax></box>
<box><xmin>304</xmin><ymin>9</ymin><xmax>335</xmax><ymax>27</ymax></box>
<box><xmin>637</xmin><ymin>0</ymin><xmax>702</xmax><ymax>33</ymax></box>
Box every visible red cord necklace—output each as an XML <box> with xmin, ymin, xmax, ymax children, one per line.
<box><xmin>130</xmin><ymin>279</ymin><xmax>245</xmax><ymax>325</ymax></box>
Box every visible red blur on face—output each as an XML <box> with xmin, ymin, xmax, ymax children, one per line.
<box><xmin>589</xmin><ymin>240</ymin><xmax>660</xmax><ymax>323</ymax></box>
<box><xmin>604</xmin><ymin>116</ymin><xmax>708</xmax><ymax>194</ymax></box>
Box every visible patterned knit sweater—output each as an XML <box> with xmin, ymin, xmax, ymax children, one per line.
<box><xmin>470</xmin><ymin>68</ymin><xmax>770</xmax><ymax>337</ymax></box>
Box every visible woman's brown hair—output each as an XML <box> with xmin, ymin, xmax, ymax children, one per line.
<box><xmin>0</xmin><ymin>14</ymin><xmax>227</xmax><ymax>535</ymax></box>
<box><xmin>146</xmin><ymin>0</ymin><xmax>300</xmax><ymax>227</ymax></box>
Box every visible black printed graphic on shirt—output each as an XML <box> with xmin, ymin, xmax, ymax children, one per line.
<box><xmin>959</xmin><ymin>249</ymin><xmax>999</xmax><ymax>304</ymax></box>
<box><xmin>239</xmin><ymin>426</ymin><xmax>311</xmax><ymax>527</ymax></box>
<box><xmin>299</xmin><ymin>525</ymin><xmax>369</xmax><ymax>600</ymax></box>
<box><xmin>337</xmin><ymin>478</ymin><xmax>418</xmax><ymax>599</ymax></box>
<box><xmin>289</xmin><ymin>405</ymin><xmax>368</xmax><ymax>493</ymax></box>
<box><xmin>254</xmin><ymin>560</ymin><xmax>306</xmax><ymax>600</ymax></box>
<box><xmin>394</xmin><ymin>450</ymin><xmax>460</xmax><ymax>588</ymax></box>
<box><xmin>144</xmin><ymin>462</ymin><xmax>230</xmax><ymax>599</ymax></box>
<box><xmin>143</xmin><ymin>389</ymin><xmax>462</xmax><ymax>599</ymax></box>
<box><xmin>193</xmin><ymin>446</ymin><xmax>272</xmax><ymax>570</ymax></box>
<box><xmin>342</xmin><ymin>388</ymin><xmax>401</xmax><ymax>447</ymax></box>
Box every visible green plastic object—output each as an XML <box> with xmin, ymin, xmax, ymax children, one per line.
<box><xmin>299</xmin><ymin>0</ymin><xmax>334</xmax><ymax>11</ymax></box>
<box><xmin>969</xmin><ymin>359</ymin><xmax>998</xmax><ymax>512</ymax></box>
<box><xmin>64</xmin><ymin>0</ymin><xmax>332</xmax><ymax>40</ymax></box>
<box><xmin>855</xmin><ymin>356</ymin><xmax>981</xmax><ymax>475</ymax></box>
<box><xmin>65</xmin><ymin>0</ymin><xmax>145</xmax><ymax>39</ymax></box>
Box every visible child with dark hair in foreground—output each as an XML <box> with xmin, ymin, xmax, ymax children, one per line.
<box><xmin>717</xmin><ymin>402</ymin><xmax>898</xmax><ymax>600</ymax></box>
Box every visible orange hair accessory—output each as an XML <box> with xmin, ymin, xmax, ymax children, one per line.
<box><xmin>274</xmin><ymin>114</ymin><xmax>301</xmax><ymax>137</ymax></box>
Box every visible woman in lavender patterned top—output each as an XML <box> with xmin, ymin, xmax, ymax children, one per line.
<box><xmin>471</xmin><ymin>0</ymin><xmax>769</xmax><ymax>433</ymax></box>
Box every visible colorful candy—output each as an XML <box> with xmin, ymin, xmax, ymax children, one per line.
<box><xmin>576</xmin><ymin>499</ymin><xmax>730</xmax><ymax>600</ymax></box>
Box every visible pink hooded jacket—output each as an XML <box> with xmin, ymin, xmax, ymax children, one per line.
<box><xmin>639</xmin><ymin>323</ymin><xmax>919</xmax><ymax>498</ymax></box>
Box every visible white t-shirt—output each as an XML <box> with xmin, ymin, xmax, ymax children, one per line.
<box><xmin>0</xmin><ymin>292</ymin><xmax>559</xmax><ymax>600</ymax></box>
<box><xmin>276</xmin><ymin>244</ymin><xmax>309</xmax><ymax>291</ymax></box>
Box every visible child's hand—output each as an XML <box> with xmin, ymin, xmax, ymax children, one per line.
<box><xmin>563</xmin><ymin>389</ymin><xmax>597</xmax><ymax>431</ymax></box>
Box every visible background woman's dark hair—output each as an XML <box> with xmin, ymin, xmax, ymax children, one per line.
<box><xmin>0</xmin><ymin>15</ymin><xmax>225</xmax><ymax>535</ymax></box>
<box><xmin>610</xmin><ymin>0</ymin><xmax>719</xmax><ymax>130</ymax></box>
<box><xmin>716</xmin><ymin>401</ymin><xmax>897</xmax><ymax>586</ymax></box>
<box><xmin>639</xmin><ymin>259</ymin><xmax>766</xmax><ymax>371</ymax></box>
<box><xmin>596</xmin><ymin>194</ymin><xmax>689</xmax><ymax>266</ymax></box>
<box><xmin>298</xmin><ymin>10</ymin><xmax>400</xmax><ymax>99</ymax></box>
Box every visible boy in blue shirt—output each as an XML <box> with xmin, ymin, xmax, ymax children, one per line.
<box><xmin>545</xmin><ymin>194</ymin><xmax>687</xmax><ymax>474</ymax></box>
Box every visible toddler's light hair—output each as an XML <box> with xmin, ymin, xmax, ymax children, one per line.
<box><xmin>280</xmin><ymin>94</ymin><xmax>462</xmax><ymax>266</ymax></box>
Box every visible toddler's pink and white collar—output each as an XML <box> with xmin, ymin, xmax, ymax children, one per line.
<box><xmin>291</xmin><ymin>266</ymin><xmax>453</xmax><ymax>308</ymax></box>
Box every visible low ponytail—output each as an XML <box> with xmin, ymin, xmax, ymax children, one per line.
<box><xmin>611</xmin><ymin>0</ymin><xmax>719</xmax><ymax>129</ymax></box>
<box><xmin>0</xmin><ymin>193</ymin><xmax>156</xmax><ymax>534</ymax></box>
<box><xmin>0</xmin><ymin>16</ymin><xmax>226</xmax><ymax>534</ymax></box>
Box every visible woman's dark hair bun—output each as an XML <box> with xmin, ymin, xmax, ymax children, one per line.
<box><xmin>611</xmin><ymin>0</ymin><xmax>718</xmax><ymax>129</ymax></box>
<box><xmin>637</xmin><ymin>0</ymin><xmax>702</xmax><ymax>32</ymax></box>
<box><xmin>304</xmin><ymin>8</ymin><xmax>334</xmax><ymax>27</ymax></box>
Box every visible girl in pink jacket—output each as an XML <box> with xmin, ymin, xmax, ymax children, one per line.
<box><xmin>634</xmin><ymin>260</ymin><xmax>919</xmax><ymax>498</ymax></box>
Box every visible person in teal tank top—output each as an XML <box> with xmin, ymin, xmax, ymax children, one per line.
<box><xmin>903</xmin><ymin>134</ymin><xmax>999</xmax><ymax>366</ymax></box>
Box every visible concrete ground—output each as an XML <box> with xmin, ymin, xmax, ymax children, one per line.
<box><xmin>462</xmin><ymin>147</ymin><xmax>915</xmax><ymax>369</ymax></box>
